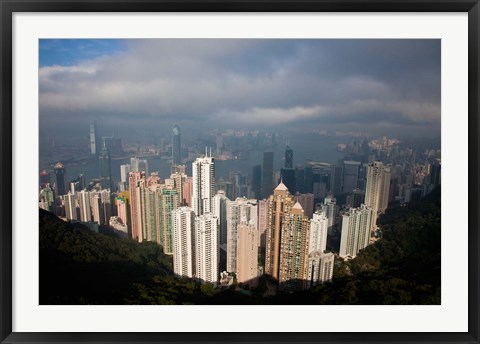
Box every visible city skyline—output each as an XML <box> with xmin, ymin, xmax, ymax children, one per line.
<box><xmin>38</xmin><ymin>38</ymin><xmax>442</xmax><ymax>303</ymax></box>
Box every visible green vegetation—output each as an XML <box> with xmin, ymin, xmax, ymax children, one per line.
<box><xmin>40</xmin><ymin>188</ymin><xmax>440</xmax><ymax>305</ymax></box>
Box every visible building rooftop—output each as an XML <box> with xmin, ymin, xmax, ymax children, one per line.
<box><xmin>274</xmin><ymin>181</ymin><xmax>288</xmax><ymax>192</ymax></box>
<box><xmin>292</xmin><ymin>202</ymin><xmax>303</xmax><ymax>210</ymax></box>
<box><xmin>291</xmin><ymin>201</ymin><xmax>305</xmax><ymax>215</ymax></box>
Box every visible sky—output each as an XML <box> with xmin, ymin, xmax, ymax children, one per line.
<box><xmin>39</xmin><ymin>39</ymin><xmax>441</xmax><ymax>139</ymax></box>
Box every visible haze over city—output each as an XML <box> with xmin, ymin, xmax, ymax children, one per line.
<box><xmin>39</xmin><ymin>39</ymin><xmax>440</xmax><ymax>139</ymax></box>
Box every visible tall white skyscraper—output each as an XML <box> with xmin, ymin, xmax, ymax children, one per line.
<box><xmin>309</xmin><ymin>211</ymin><xmax>328</xmax><ymax>254</ymax></box>
<box><xmin>226</xmin><ymin>197</ymin><xmax>258</xmax><ymax>273</ymax></box>
<box><xmin>339</xmin><ymin>204</ymin><xmax>373</xmax><ymax>258</ymax></box>
<box><xmin>365</xmin><ymin>161</ymin><xmax>391</xmax><ymax>230</ymax></box>
<box><xmin>64</xmin><ymin>192</ymin><xmax>77</xmax><ymax>220</ymax></box>
<box><xmin>78</xmin><ymin>190</ymin><xmax>91</xmax><ymax>222</ymax></box>
<box><xmin>91</xmin><ymin>193</ymin><xmax>103</xmax><ymax>225</ymax></box>
<box><xmin>192</xmin><ymin>152</ymin><xmax>215</xmax><ymax>216</ymax></box>
<box><xmin>172</xmin><ymin>207</ymin><xmax>195</xmax><ymax>279</ymax></box>
<box><xmin>194</xmin><ymin>213</ymin><xmax>219</xmax><ymax>284</ymax></box>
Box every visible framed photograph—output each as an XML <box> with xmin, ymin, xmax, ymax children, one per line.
<box><xmin>1</xmin><ymin>1</ymin><xmax>479</xmax><ymax>343</ymax></box>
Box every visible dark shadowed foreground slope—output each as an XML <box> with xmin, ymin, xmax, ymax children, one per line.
<box><xmin>40</xmin><ymin>188</ymin><xmax>440</xmax><ymax>305</ymax></box>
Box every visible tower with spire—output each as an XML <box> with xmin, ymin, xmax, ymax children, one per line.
<box><xmin>264</xmin><ymin>181</ymin><xmax>295</xmax><ymax>280</ymax></box>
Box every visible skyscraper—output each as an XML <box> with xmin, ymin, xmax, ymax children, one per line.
<box><xmin>119</xmin><ymin>164</ymin><xmax>131</xmax><ymax>192</ymax></box>
<box><xmin>172</xmin><ymin>207</ymin><xmax>195</xmax><ymax>278</ymax></box>
<box><xmin>77</xmin><ymin>189</ymin><xmax>91</xmax><ymax>222</ymax></box>
<box><xmin>64</xmin><ymin>192</ymin><xmax>77</xmax><ymax>220</ymax></box>
<box><xmin>39</xmin><ymin>170</ymin><xmax>50</xmax><ymax>189</ymax></box>
<box><xmin>234</xmin><ymin>173</ymin><xmax>248</xmax><ymax>198</ymax></box>
<box><xmin>323</xmin><ymin>195</ymin><xmax>337</xmax><ymax>235</ymax></box>
<box><xmin>91</xmin><ymin>193</ymin><xmax>104</xmax><ymax>225</ymax></box>
<box><xmin>339</xmin><ymin>204</ymin><xmax>373</xmax><ymax>258</ymax></box>
<box><xmin>194</xmin><ymin>213</ymin><xmax>219</xmax><ymax>284</ymax></box>
<box><xmin>279</xmin><ymin>202</ymin><xmax>310</xmax><ymax>291</ymax></box>
<box><xmin>172</xmin><ymin>125</ymin><xmax>181</xmax><ymax>166</ymax></box>
<box><xmin>137</xmin><ymin>159</ymin><xmax>149</xmax><ymax>176</ymax></box>
<box><xmin>257</xmin><ymin>199</ymin><xmax>269</xmax><ymax>249</ymax></box>
<box><xmin>251</xmin><ymin>165</ymin><xmax>262</xmax><ymax>199</ymax></box>
<box><xmin>295</xmin><ymin>167</ymin><xmax>306</xmax><ymax>194</ymax></box>
<box><xmin>89</xmin><ymin>121</ymin><xmax>97</xmax><ymax>155</ymax></box>
<box><xmin>216</xmin><ymin>134</ymin><xmax>223</xmax><ymax>155</ymax></box>
<box><xmin>304</xmin><ymin>166</ymin><xmax>314</xmax><ymax>194</ymax></box>
<box><xmin>364</xmin><ymin>161</ymin><xmax>390</xmax><ymax>230</ymax></box>
<box><xmin>167</xmin><ymin>172</ymin><xmax>188</xmax><ymax>206</ymax></box>
<box><xmin>284</xmin><ymin>145</ymin><xmax>293</xmax><ymax>169</ymax></box>
<box><xmin>192</xmin><ymin>152</ymin><xmax>215</xmax><ymax>216</ymax></box>
<box><xmin>158</xmin><ymin>186</ymin><xmax>180</xmax><ymax>254</ymax></box>
<box><xmin>379</xmin><ymin>166</ymin><xmax>391</xmax><ymax>215</ymax></box>
<box><xmin>226</xmin><ymin>197</ymin><xmax>258</xmax><ymax>273</ymax></box>
<box><xmin>265</xmin><ymin>181</ymin><xmax>295</xmax><ymax>280</ymax></box>
<box><xmin>236</xmin><ymin>221</ymin><xmax>259</xmax><ymax>285</ymax></box>
<box><xmin>280</xmin><ymin>168</ymin><xmax>296</xmax><ymax>193</ymax></box>
<box><xmin>294</xmin><ymin>193</ymin><xmax>315</xmax><ymax>219</ymax></box>
<box><xmin>129</xmin><ymin>171</ymin><xmax>146</xmax><ymax>241</ymax></box>
<box><xmin>53</xmin><ymin>162</ymin><xmax>67</xmax><ymax>197</ymax></box>
<box><xmin>130</xmin><ymin>157</ymin><xmax>139</xmax><ymax>172</ymax></box>
<box><xmin>115</xmin><ymin>194</ymin><xmax>130</xmax><ymax>232</ymax></box>
<box><xmin>352</xmin><ymin>188</ymin><xmax>364</xmax><ymax>208</ymax></box>
<box><xmin>212</xmin><ymin>190</ymin><xmax>229</xmax><ymax>245</ymax></box>
<box><xmin>182</xmin><ymin>177</ymin><xmax>193</xmax><ymax>207</ymax></box>
<box><xmin>262</xmin><ymin>152</ymin><xmax>274</xmax><ymax>198</ymax></box>
<box><xmin>136</xmin><ymin>175</ymin><xmax>164</xmax><ymax>244</ymax></box>
<box><xmin>309</xmin><ymin>211</ymin><xmax>328</xmax><ymax>254</ymax></box>
<box><xmin>331</xmin><ymin>164</ymin><xmax>343</xmax><ymax>196</ymax></box>
<box><xmin>306</xmin><ymin>251</ymin><xmax>334</xmax><ymax>288</ymax></box>
<box><xmin>39</xmin><ymin>186</ymin><xmax>54</xmax><ymax>212</ymax></box>
<box><xmin>99</xmin><ymin>144</ymin><xmax>112</xmax><ymax>191</ymax></box>
<box><xmin>343</xmin><ymin>160</ymin><xmax>361</xmax><ymax>194</ymax></box>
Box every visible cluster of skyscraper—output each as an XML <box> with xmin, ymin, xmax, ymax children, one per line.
<box><xmin>39</xmin><ymin>125</ymin><xmax>441</xmax><ymax>291</ymax></box>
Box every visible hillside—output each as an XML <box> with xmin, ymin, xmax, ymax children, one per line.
<box><xmin>40</xmin><ymin>188</ymin><xmax>440</xmax><ymax>305</ymax></box>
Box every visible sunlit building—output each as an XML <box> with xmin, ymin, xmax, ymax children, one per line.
<box><xmin>172</xmin><ymin>207</ymin><xmax>195</xmax><ymax>278</ymax></box>
<box><xmin>194</xmin><ymin>213</ymin><xmax>219</xmax><ymax>284</ymax></box>
<box><xmin>264</xmin><ymin>181</ymin><xmax>295</xmax><ymax>280</ymax></box>
<box><xmin>309</xmin><ymin>210</ymin><xmax>328</xmax><ymax>254</ymax></box>
<box><xmin>226</xmin><ymin>197</ymin><xmax>257</xmax><ymax>273</ymax></box>
<box><xmin>236</xmin><ymin>221</ymin><xmax>259</xmax><ymax>285</ymax></box>
<box><xmin>365</xmin><ymin>161</ymin><xmax>391</xmax><ymax>230</ymax></box>
<box><xmin>279</xmin><ymin>202</ymin><xmax>310</xmax><ymax>291</ymax></box>
<box><xmin>192</xmin><ymin>152</ymin><xmax>215</xmax><ymax>216</ymax></box>
<box><xmin>129</xmin><ymin>171</ymin><xmax>146</xmax><ymax>241</ymax></box>
<box><xmin>339</xmin><ymin>204</ymin><xmax>373</xmax><ymax>258</ymax></box>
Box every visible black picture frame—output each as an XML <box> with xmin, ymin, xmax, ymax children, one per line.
<box><xmin>1</xmin><ymin>1</ymin><xmax>479</xmax><ymax>343</ymax></box>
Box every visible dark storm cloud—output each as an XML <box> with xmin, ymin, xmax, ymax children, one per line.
<box><xmin>39</xmin><ymin>39</ymin><xmax>440</xmax><ymax>137</ymax></box>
